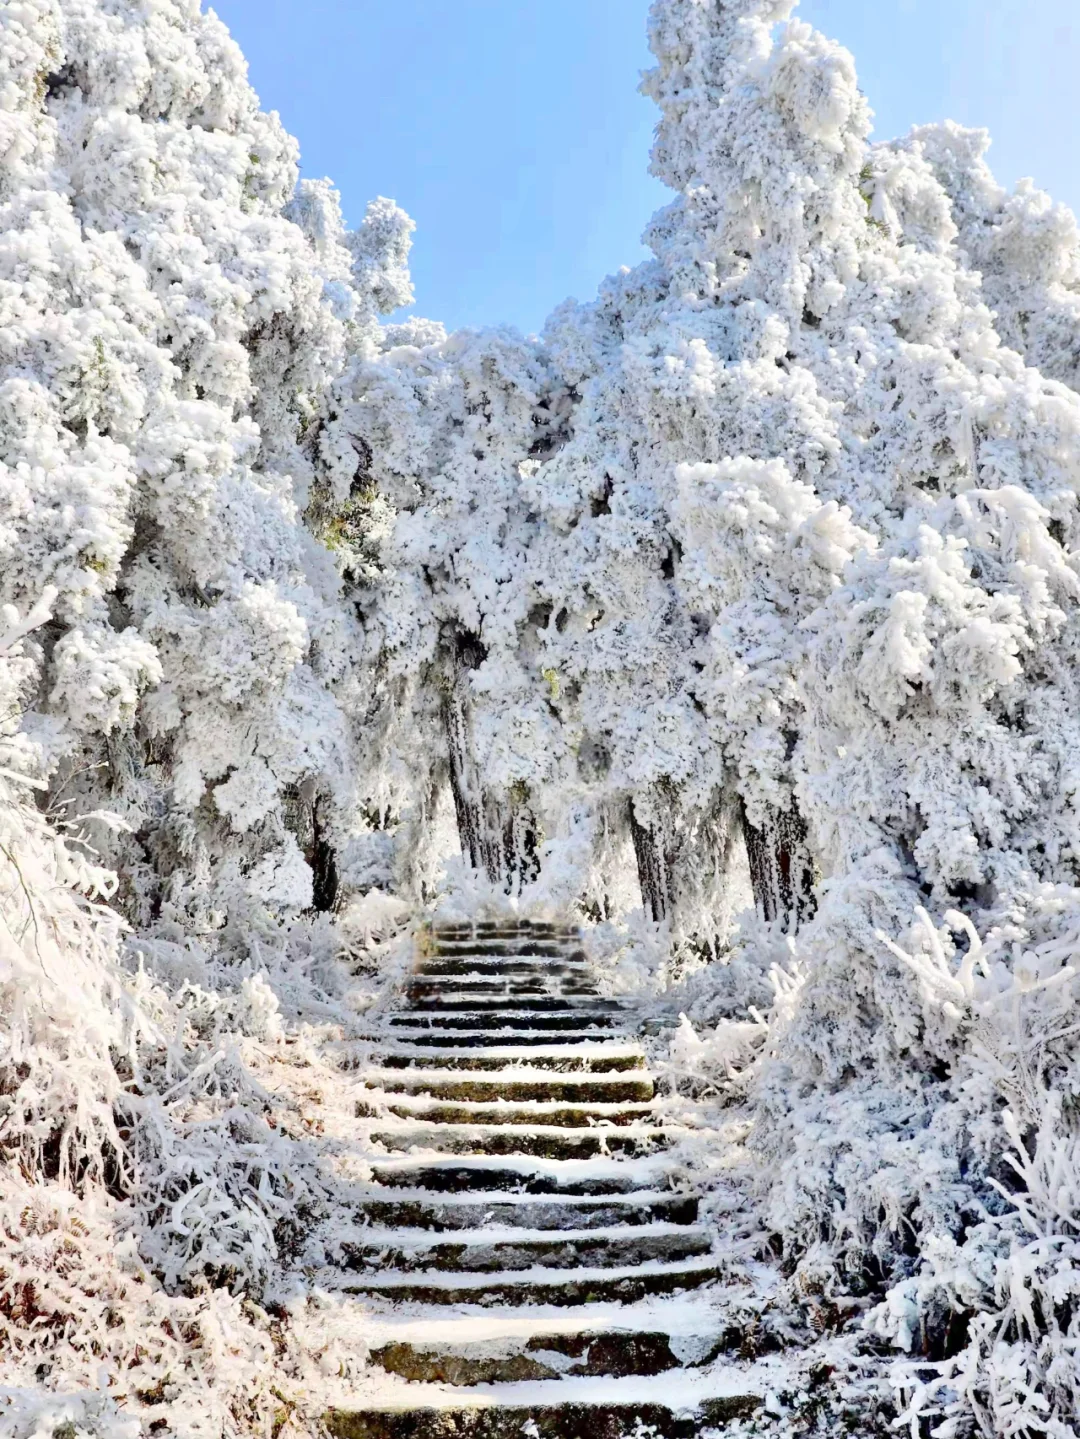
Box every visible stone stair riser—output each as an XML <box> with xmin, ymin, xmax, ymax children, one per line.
<box><xmin>342</xmin><ymin>1234</ymin><xmax>711</xmax><ymax>1274</ymax></box>
<box><xmin>366</xmin><ymin>1165</ymin><xmax>675</xmax><ymax>1196</ymax></box>
<box><xmin>324</xmin><ymin>1398</ymin><xmax>760</xmax><ymax>1439</ymax></box>
<box><xmin>361</xmin><ymin>1078</ymin><xmax>655</xmax><ymax>1103</ymax></box>
<box><xmin>335</xmin><ymin>1261</ymin><xmax>725</xmax><ymax>1308</ymax></box>
<box><xmin>352</xmin><ymin>1195</ymin><xmax>698</xmax><ymax>1230</ymax></box>
<box><xmin>370</xmin><ymin>1328</ymin><xmax>690</xmax><ymax>1384</ymax></box>
<box><xmin>368</xmin><ymin>1129</ymin><xmax>674</xmax><ymax>1158</ymax></box>
<box><xmin>356</xmin><ymin>1100</ymin><xmax>656</xmax><ymax>1128</ymax></box>
<box><xmin>414</xmin><ymin>961</ymin><xmax>591</xmax><ymax>977</ymax></box>
<box><xmin>388</xmin><ymin>1015</ymin><xmax>620</xmax><ymax>1032</ymax></box>
<box><xmin>372</xmin><ymin>1033</ymin><xmax>628</xmax><ymax>1048</ymax></box>
<box><xmin>401</xmin><ymin>998</ymin><xmax>614</xmax><ymax>1014</ymax></box>
<box><xmin>363</xmin><ymin>1053</ymin><xmax>647</xmax><ymax>1076</ymax></box>
<box><xmin>362</xmin><ymin>1052</ymin><xmax>646</xmax><ymax>1072</ymax></box>
<box><xmin>431</xmin><ymin>942</ymin><xmax>575</xmax><ymax>958</ymax></box>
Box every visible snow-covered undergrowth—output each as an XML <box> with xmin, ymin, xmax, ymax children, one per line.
<box><xmin>4</xmin><ymin>0</ymin><xmax>1080</xmax><ymax>1432</ymax></box>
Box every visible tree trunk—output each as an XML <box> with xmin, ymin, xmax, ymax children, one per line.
<box><xmin>629</xmin><ymin>791</ymin><xmax>674</xmax><ymax>923</ymax></box>
<box><xmin>442</xmin><ymin>628</ymin><xmax>539</xmax><ymax>893</ymax></box>
<box><xmin>741</xmin><ymin>798</ymin><xmax>815</xmax><ymax>932</ymax></box>
<box><xmin>443</xmin><ymin>678</ymin><xmax>485</xmax><ymax>871</ymax></box>
<box><xmin>310</xmin><ymin>795</ymin><xmax>340</xmax><ymax>913</ymax></box>
<box><xmin>285</xmin><ymin>781</ymin><xmax>341</xmax><ymax>914</ymax></box>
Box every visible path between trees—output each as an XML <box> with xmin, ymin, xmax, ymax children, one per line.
<box><xmin>278</xmin><ymin>917</ymin><xmax>791</xmax><ymax>1438</ymax></box>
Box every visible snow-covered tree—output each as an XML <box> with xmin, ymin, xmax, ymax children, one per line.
<box><xmin>0</xmin><ymin>0</ymin><xmax>422</xmax><ymax>944</ymax></box>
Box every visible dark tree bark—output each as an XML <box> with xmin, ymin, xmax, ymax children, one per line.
<box><xmin>443</xmin><ymin>679</ymin><xmax>484</xmax><ymax>872</ymax></box>
<box><xmin>284</xmin><ymin>781</ymin><xmax>341</xmax><ymax>914</ymax></box>
<box><xmin>629</xmin><ymin>784</ymin><xmax>744</xmax><ymax>933</ymax></box>
<box><xmin>310</xmin><ymin>795</ymin><xmax>340</xmax><ymax>913</ymax></box>
<box><xmin>442</xmin><ymin>626</ymin><xmax>539</xmax><ymax>893</ymax></box>
<box><xmin>629</xmin><ymin>797</ymin><xmax>673</xmax><ymax>924</ymax></box>
<box><xmin>741</xmin><ymin>797</ymin><xmax>815</xmax><ymax>932</ymax></box>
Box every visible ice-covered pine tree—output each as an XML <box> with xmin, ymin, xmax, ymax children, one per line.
<box><xmin>0</xmin><ymin>0</ymin><xmax>415</xmax><ymax>943</ymax></box>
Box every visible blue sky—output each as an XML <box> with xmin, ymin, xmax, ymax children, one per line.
<box><xmin>212</xmin><ymin>0</ymin><xmax>1080</xmax><ymax>336</ymax></box>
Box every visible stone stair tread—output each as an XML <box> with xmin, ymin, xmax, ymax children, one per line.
<box><xmin>387</xmin><ymin>1019</ymin><xmax>624</xmax><ymax>1034</ymax></box>
<box><xmin>341</xmin><ymin>1220</ymin><xmax>710</xmax><ymax>1250</ymax></box>
<box><xmin>368</xmin><ymin>1041</ymin><xmax>644</xmax><ymax>1058</ymax></box>
<box><xmin>325</xmin><ymin>1252</ymin><xmax>725</xmax><ymax>1294</ymax></box>
<box><xmin>361</xmin><ymin>1048</ymin><xmax>647</xmax><ymax>1072</ymax></box>
<box><xmin>398</xmin><ymin>998</ymin><xmax>618</xmax><ymax>1013</ymax></box>
<box><xmin>360</xmin><ymin>1067</ymin><xmax>651</xmax><ymax>1086</ymax></box>
<box><xmin>351</xmin><ymin>1186</ymin><xmax>686</xmax><ymax>1208</ymax></box>
<box><xmin>371</xmin><ymin>1036</ymin><xmax>629</xmax><ymax>1047</ymax></box>
<box><xmin>387</xmin><ymin>1010</ymin><xmax>620</xmax><ymax>1022</ymax></box>
<box><xmin>358</xmin><ymin>1093</ymin><xmax>658</xmax><ymax>1124</ymax></box>
<box><xmin>351</xmin><ymin>1290</ymin><xmax>735</xmax><ymax>1348</ymax></box>
<box><xmin>366</xmin><ymin>1153</ymin><xmax>680</xmax><ymax>1193</ymax></box>
<box><xmin>431</xmin><ymin>943</ymin><xmax>575</xmax><ymax>957</ymax></box>
<box><xmin>366</xmin><ymin>1120</ymin><xmax>678</xmax><ymax>1142</ymax></box>
<box><xmin>367</xmin><ymin>1128</ymin><xmax>677</xmax><ymax>1158</ymax></box>
<box><xmin>412</xmin><ymin>979</ymin><xmax>593</xmax><ymax>991</ymax></box>
<box><xmin>414</xmin><ymin>964</ymin><xmax>592</xmax><ymax>978</ymax></box>
<box><xmin>373</xmin><ymin>1032</ymin><xmax>628</xmax><ymax>1047</ymax></box>
<box><xmin>415</xmin><ymin>961</ymin><xmax>589</xmax><ymax>973</ymax></box>
<box><xmin>350</xmin><ymin>1190</ymin><xmax>696</xmax><ymax>1232</ymax></box>
<box><xmin>360</xmin><ymin>1079</ymin><xmax>654</xmax><ymax>1105</ymax></box>
<box><xmin>321</xmin><ymin>1367</ymin><xmax>763</xmax><ymax>1439</ymax></box>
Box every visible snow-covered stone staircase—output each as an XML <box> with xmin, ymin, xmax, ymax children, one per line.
<box><xmin>318</xmin><ymin>919</ymin><xmax>765</xmax><ymax>1438</ymax></box>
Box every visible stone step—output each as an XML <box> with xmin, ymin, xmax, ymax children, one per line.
<box><xmin>353</xmin><ymin>1191</ymin><xmax>698</xmax><ymax>1232</ymax></box>
<box><xmin>414</xmin><ymin>959</ymin><xmax>591</xmax><ymax>978</ymax></box>
<box><xmin>356</xmin><ymin>1094</ymin><xmax>658</xmax><ymax>1128</ymax></box>
<box><xmin>431</xmin><ymin>941</ymin><xmax>581</xmax><ymax>959</ymax></box>
<box><xmin>388</xmin><ymin>1013</ymin><xmax>621</xmax><ymax>1032</ymax></box>
<box><xmin>367</xmin><ymin>1050</ymin><xmax>647</xmax><ymax>1073</ymax></box>
<box><xmin>367</xmin><ymin>1124</ymin><xmax>676</xmax><ymax>1159</ymax></box>
<box><xmin>366</xmin><ymin>1155</ymin><xmax>680</xmax><ymax>1195</ymax></box>
<box><xmin>357</xmin><ymin>1296</ymin><xmax>734</xmax><ymax>1386</ymax></box>
<box><xmin>328</xmin><ymin>1253</ymin><xmax>725</xmax><ymax>1309</ymax></box>
<box><xmin>339</xmin><ymin>1222</ymin><xmax>712</xmax><ymax>1275</ymax></box>
<box><xmin>405</xmin><ymin>977</ymin><xmax>597</xmax><ymax>996</ymax></box>
<box><xmin>371</xmin><ymin>1331</ymin><xmax>685</xmax><ymax>1385</ymax></box>
<box><xmin>324</xmin><ymin>1391</ymin><xmax>759</xmax><ymax>1439</ymax></box>
<box><xmin>432</xmin><ymin>922</ymin><xmax>575</xmax><ymax>938</ymax></box>
<box><xmin>359</xmin><ymin>1071</ymin><xmax>655</xmax><ymax>1103</ymax></box>
<box><xmin>398</xmin><ymin>997</ymin><xmax>620</xmax><ymax>1015</ymax></box>
<box><xmin>368</xmin><ymin>1032</ymin><xmax>631</xmax><ymax>1049</ymax></box>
